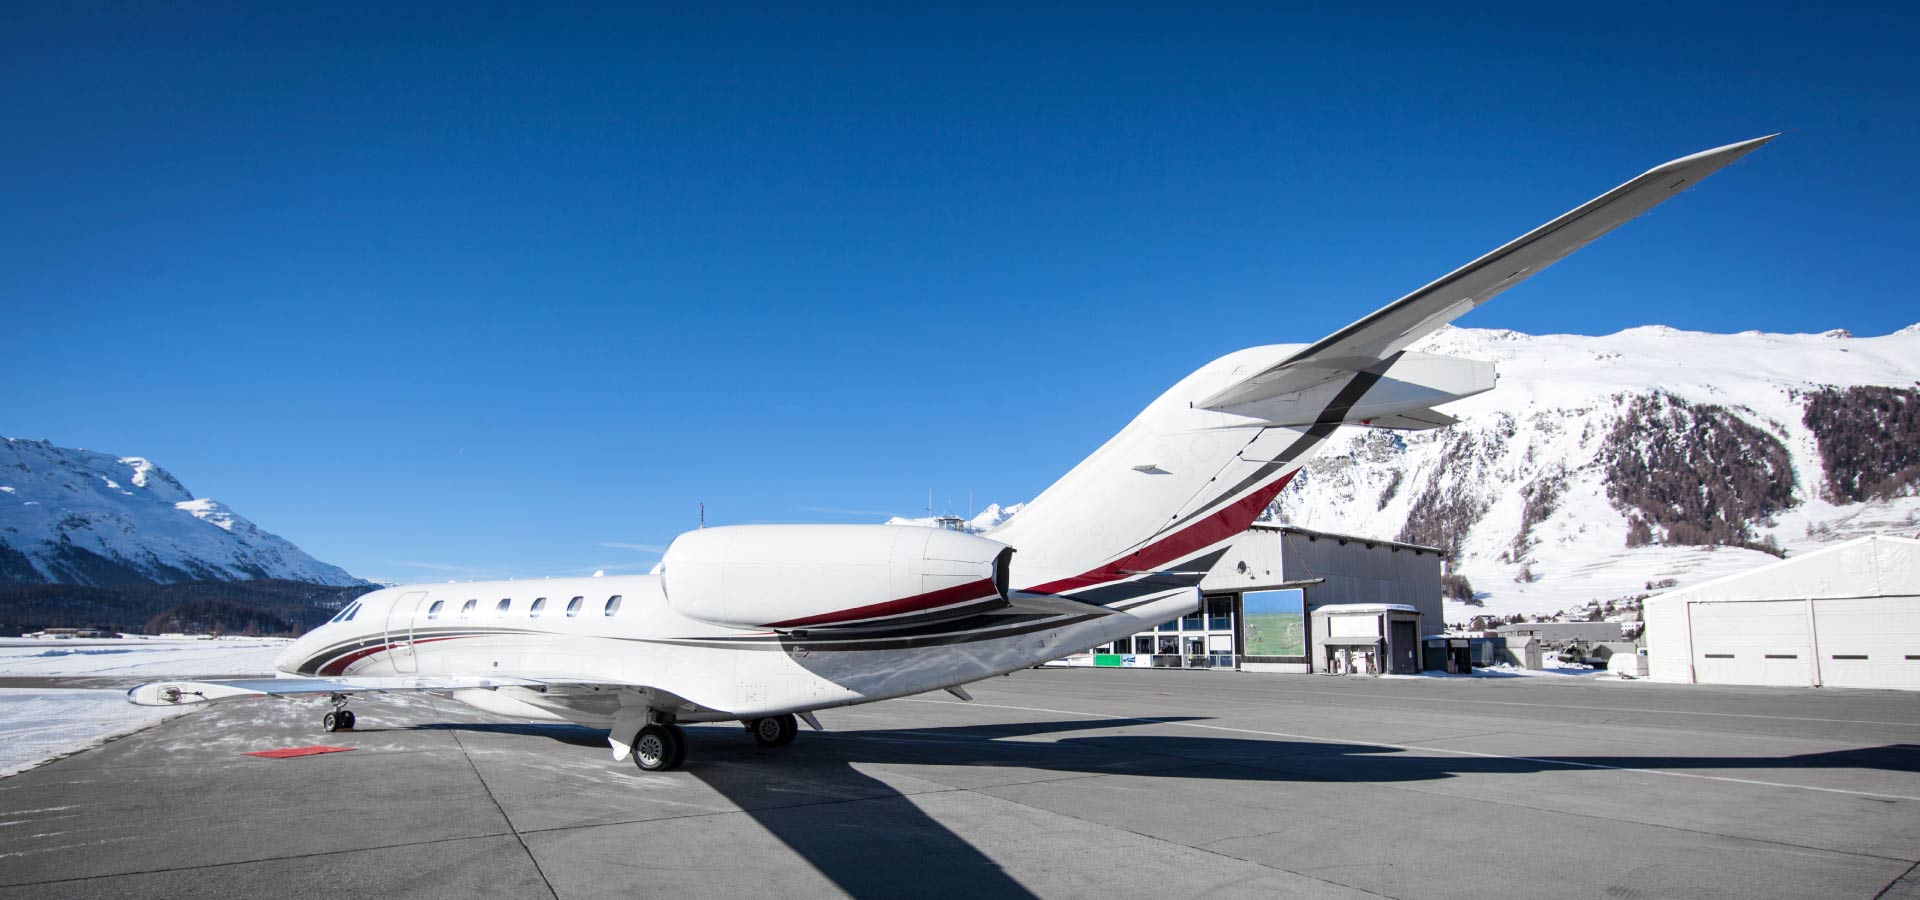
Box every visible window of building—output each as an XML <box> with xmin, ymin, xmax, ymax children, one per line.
<box><xmin>460</xmin><ymin>599</ymin><xmax>478</xmax><ymax>618</ymax></box>
<box><xmin>1205</xmin><ymin>595</ymin><xmax>1233</xmax><ymax>631</ymax></box>
<box><xmin>529</xmin><ymin>597</ymin><xmax>546</xmax><ymax>618</ymax></box>
<box><xmin>1133</xmin><ymin>636</ymin><xmax>1154</xmax><ymax>654</ymax></box>
<box><xmin>427</xmin><ymin>600</ymin><xmax>445</xmax><ymax>620</ymax></box>
<box><xmin>494</xmin><ymin>598</ymin><xmax>511</xmax><ymax>617</ymax></box>
<box><xmin>566</xmin><ymin>596</ymin><xmax>583</xmax><ymax>617</ymax></box>
<box><xmin>604</xmin><ymin>595</ymin><xmax>623</xmax><ymax>616</ymax></box>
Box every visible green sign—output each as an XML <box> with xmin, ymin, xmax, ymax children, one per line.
<box><xmin>1243</xmin><ymin>588</ymin><xmax>1305</xmax><ymax>657</ymax></box>
<box><xmin>1093</xmin><ymin>654</ymin><xmax>1125</xmax><ymax>667</ymax></box>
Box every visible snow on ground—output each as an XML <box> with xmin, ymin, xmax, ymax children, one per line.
<box><xmin>0</xmin><ymin>637</ymin><xmax>290</xmax><ymax>677</ymax></box>
<box><xmin>0</xmin><ymin>637</ymin><xmax>291</xmax><ymax>778</ymax></box>
<box><xmin>0</xmin><ymin>689</ymin><xmax>191</xmax><ymax>777</ymax></box>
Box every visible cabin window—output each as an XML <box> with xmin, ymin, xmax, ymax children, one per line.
<box><xmin>530</xmin><ymin>597</ymin><xmax>546</xmax><ymax>618</ymax></box>
<box><xmin>427</xmin><ymin>600</ymin><xmax>445</xmax><ymax>619</ymax></box>
<box><xmin>566</xmin><ymin>596</ymin><xmax>583</xmax><ymax>617</ymax></box>
<box><xmin>604</xmin><ymin>595</ymin><xmax>623</xmax><ymax>616</ymax></box>
<box><xmin>461</xmin><ymin>599</ymin><xmax>478</xmax><ymax>618</ymax></box>
<box><xmin>495</xmin><ymin>598</ymin><xmax>511</xmax><ymax>617</ymax></box>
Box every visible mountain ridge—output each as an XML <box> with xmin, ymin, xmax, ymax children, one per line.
<box><xmin>0</xmin><ymin>436</ymin><xmax>362</xmax><ymax>587</ymax></box>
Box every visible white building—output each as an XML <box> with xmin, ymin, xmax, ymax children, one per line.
<box><xmin>1644</xmin><ymin>535</ymin><xmax>1920</xmax><ymax>690</ymax></box>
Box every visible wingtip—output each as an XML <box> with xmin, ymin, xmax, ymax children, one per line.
<box><xmin>1648</xmin><ymin>133</ymin><xmax>1778</xmax><ymax>176</ymax></box>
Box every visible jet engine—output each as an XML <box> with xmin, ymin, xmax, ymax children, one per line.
<box><xmin>661</xmin><ymin>525</ymin><xmax>1012</xmax><ymax>631</ymax></box>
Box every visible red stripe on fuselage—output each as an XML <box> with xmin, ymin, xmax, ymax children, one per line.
<box><xmin>765</xmin><ymin>578</ymin><xmax>1002</xmax><ymax>628</ymax></box>
<box><xmin>1024</xmin><ymin>470</ymin><xmax>1298</xmax><ymax>595</ymax></box>
<box><xmin>317</xmin><ymin>635</ymin><xmax>474</xmax><ymax>676</ymax></box>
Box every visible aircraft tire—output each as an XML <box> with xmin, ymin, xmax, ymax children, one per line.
<box><xmin>339</xmin><ymin>710</ymin><xmax>356</xmax><ymax>730</ymax></box>
<box><xmin>749</xmin><ymin>714</ymin><xmax>798</xmax><ymax>748</ymax></box>
<box><xmin>322</xmin><ymin>711</ymin><xmax>340</xmax><ymax>732</ymax></box>
<box><xmin>632</xmin><ymin>724</ymin><xmax>681</xmax><ymax>772</ymax></box>
<box><xmin>666</xmin><ymin>724</ymin><xmax>688</xmax><ymax>769</ymax></box>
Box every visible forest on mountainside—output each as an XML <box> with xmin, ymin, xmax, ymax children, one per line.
<box><xmin>0</xmin><ymin>579</ymin><xmax>375</xmax><ymax>635</ymax></box>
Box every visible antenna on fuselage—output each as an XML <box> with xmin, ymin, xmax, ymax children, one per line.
<box><xmin>699</xmin><ymin>502</ymin><xmax>705</xmax><ymax>529</ymax></box>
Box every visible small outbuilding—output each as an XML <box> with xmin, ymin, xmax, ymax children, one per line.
<box><xmin>1644</xmin><ymin>535</ymin><xmax>1920</xmax><ymax>690</ymax></box>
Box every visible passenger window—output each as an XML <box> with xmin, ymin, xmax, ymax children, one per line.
<box><xmin>494</xmin><ymin>598</ymin><xmax>511</xmax><ymax>617</ymax></box>
<box><xmin>427</xmin><ymin>600</ymin><xmax>445</xmax><ymax>620</ymax></box>
<box><xmin>529</xmin><ymin>597</ymin><xmax>546</xmax><ymax>618</ymax></box>
<box><xmin>566</xmin><ymin>596</ymin><xmax>583</xmax><ymax>617</ymax></box>
<box><xmin>461</xmin><ymin>599</ymin><xmax>478</xmax><ymax>618</ymax></box>
<box><xmin>604</xmin><ymin>595</ymin><xmax>623</xmax><ymax>616</ymax></box>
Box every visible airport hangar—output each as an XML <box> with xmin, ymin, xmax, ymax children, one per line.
<box><xmin>1075</xmin><ymin>523</ymin><xmax>1445</xmax><ymax>675</ymax></box>
<box><xmin>1645</xmin><ymin>534</ymin><xmax>1920</xmax><ymax>691</ymax></box>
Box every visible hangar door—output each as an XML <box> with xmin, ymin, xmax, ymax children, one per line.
<box><xmin>1689</xmin><ymin>600</ymin><xmax>1812</xmax><ymax>687</ymax></box>
<box><xmin>1813</xmin><ymin>596</ymin><xmax>1920</xmax><ymax>690</ymax></box>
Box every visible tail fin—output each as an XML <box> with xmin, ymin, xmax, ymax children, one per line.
<box><xmin>991</xmin><ymin>136</ymin><xmax>1773</xmax><ymax>601</ymax></box>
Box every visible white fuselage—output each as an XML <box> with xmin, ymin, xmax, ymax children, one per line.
<box><xmin>275</xmin><ymin>573</ymin><xmax>1197</xmax><ymax>725</ymax></box>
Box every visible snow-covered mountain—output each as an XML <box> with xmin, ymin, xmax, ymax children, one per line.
<box><xmin>887</xmin><ymin>502</ymin><xmax>1027</xmax><ymax>532</ymax></box>
<box><xmin>1271</xmin><ymin>324</ymin><xmax>1920</xmax><ymax>621</ymax></box>
<box><xmin>0</xmin><ymin>437</ymin><xmax>362</xmax><ymax>587</ymax></box>
<box><xmin>952</xmin><ymin>325</ymin><xmax>1920</xmax><ymax>623</ymax></box>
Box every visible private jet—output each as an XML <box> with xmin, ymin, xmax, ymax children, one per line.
<box><xmin>130</xmin><ymin>135</ymin><xmax>1775</xmax><ymax>771</ymax></box>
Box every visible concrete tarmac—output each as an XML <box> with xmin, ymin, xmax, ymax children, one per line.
<box><xmin>2</xmin><ymin>669</ymin><xmax>1916</xmax><ymax>899</ymax></box>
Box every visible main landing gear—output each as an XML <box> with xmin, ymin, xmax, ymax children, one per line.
<box><xmin>745</xmin><ymin>713</ymin><xmax>798</xmax><ymax>748</ymax></box>
<box><xmin>631</xmin><ymin>723</ymin><xmax>687</xmax><ymax>772</ymax></box>
<box><xmin>321</xmin><ymin>693</ymin><xmax>356</xmax><ymax>732</ymax></box>
<box><xmin>618</xmin><ymin>712</ymin><xmax>807</xmax><ymax>772</ymax></box>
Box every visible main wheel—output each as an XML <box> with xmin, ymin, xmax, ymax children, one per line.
<box><xmin>338</xmin><ymin>710</ymin><xmax>356</xmax><ymax>730</ymax></box>
<box><xmin>322</xmin><ymin>711</ymin><xmax>340</xmax><ymax>732</ymax></box>
<box><xmin>632</xmin><ymin>724</ymin><xmax>683</xmax><ymax>772</ymax></box>
<box><xmin>666</xmin><ymin>724</ymin><xmax>688</xmax><ymax>770</ymax></box>
<box><xmin>749</xmin><ymin>714</ymin><xmax>798</xmax><ymax>748</ymax></box>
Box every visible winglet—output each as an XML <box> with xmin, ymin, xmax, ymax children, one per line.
<box><xmin>1196</xmin><ymin>135</ymin><xmax>1777</xmax><ymax>411</ymax></box>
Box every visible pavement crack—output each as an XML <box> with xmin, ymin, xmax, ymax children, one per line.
<box><xmin>437</xmin><ymin>698</ymin><xmax>561</xmax><ymax>900</ymax></box>
<box><xmin>1871</xmin><ymin>860</ymin><xmax>1920</xmax><ymax>900</ymax></box>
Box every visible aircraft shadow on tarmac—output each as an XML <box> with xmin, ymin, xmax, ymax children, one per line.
<box><xmin>404</xmin><ymin>716</ymin><xmax>1919</xmax><ymax>900</ymax></box>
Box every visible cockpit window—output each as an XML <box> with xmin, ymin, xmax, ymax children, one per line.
<box><xmin>566</xmin><ymin>596</ymin><xmax>583</xmax><ymax>617</ymax></box>
<box><xmin>604</xmin><ymin>595</ymin><xmax>623</xmax><ymax>617</ymax></box>
<box><xmin>460</xmin><ymin>599</ymin><xmax>478</xmax><ymax>618</ymax></box>
<box><xmin>494</xmin><ymin>598</ymin><xmax>511</xmax><ymax>617</ymax></box>
<box><xmin>530</xmin><ymin>597</ymin><xmax>546</xmax><ymax>617</ymax></box>
<box><xmin>427</xmin><ymin>600</ymin><xmax>445</xmax><ymax>620</ymax></box>
<box><xmin>342</xmin><ymin>601</ymin><xmax>359</xmax><ymax>622</ymax></box>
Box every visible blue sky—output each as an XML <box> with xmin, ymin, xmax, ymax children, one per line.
<box><xmin>5</xmin><ymin>4</ymin><xmax>1916</xmax><ymax>583</ymax></box>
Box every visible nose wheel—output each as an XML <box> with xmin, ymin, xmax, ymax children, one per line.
<box><xmin>322</xmin><ymin>694</ymin><xmax>356</xmax><ymax>732</ymax></box>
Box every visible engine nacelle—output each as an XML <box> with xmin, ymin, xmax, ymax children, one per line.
<box><xmin>661</xmin><ymin>525</ymin><xmax>1012</xmax><ymax>631</ymax></box>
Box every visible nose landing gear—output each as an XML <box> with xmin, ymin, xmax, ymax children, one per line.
<box><xmin>321</xmin><ymin>694</ymin><xmax>356</xmax><ymax>732</ymax></box>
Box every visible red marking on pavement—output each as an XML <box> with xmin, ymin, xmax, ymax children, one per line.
<box><xmin>245</xmin><ymin>745</ymin><xmax>356</xmax><ymax>759</ymax></box>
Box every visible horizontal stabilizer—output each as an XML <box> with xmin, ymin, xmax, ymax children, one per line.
<box><xmin>1358</xmin><ymin>408</ymin><xmax>1459</xmax><ymax>430</ymax></box>
<box><xmin>1004</xmin><ymin>591</ymin><xmax>1125</xmax><ymax>617</ymax></box>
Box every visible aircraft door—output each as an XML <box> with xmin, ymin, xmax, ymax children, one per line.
<box><xmin>385</xmin><ymin>591</ymin><xmax>428</xmax><ymax>674</ymax></box>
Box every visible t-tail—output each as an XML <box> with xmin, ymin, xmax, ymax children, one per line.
<box><xmin>987</xmin><ymin>135</ymin><xmax>1776</xmax><ymax>603</ymax></box>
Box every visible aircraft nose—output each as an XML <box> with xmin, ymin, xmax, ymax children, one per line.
<box><xmin>273</xmin><ymin>637</ymin><xmax>307</xmax><ymax>676</ymax></box>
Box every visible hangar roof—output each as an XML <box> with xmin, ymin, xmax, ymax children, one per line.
<box><xmin>1646</xmin><ymin>535</ymin><xmax>1920</xmax><ymax>606</ymax></box>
